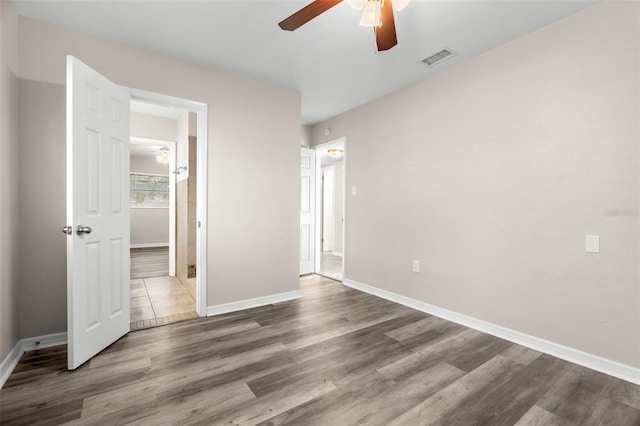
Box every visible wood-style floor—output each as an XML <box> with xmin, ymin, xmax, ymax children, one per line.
<box><xmin>1</xmin><ymin>275</ymin><xmax>639</xmax><ymax>425</ymax></box>
<box><xmin>130</xmin><ymin>247</ymin><xmax>169</xmax><ymax>279</ymax></box>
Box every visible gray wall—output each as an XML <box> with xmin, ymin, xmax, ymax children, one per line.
<box><xmin>311</xmin><ymin>1</ymin><xmax>640</xmax><ymax>368</ymax></box>
<box><xmin>130</xmin><ymin>153</ymin><xmax>170</xmax><ymax>246</ymax></box>
<box><xmin>18</xmin><ymin>78</ymin><xmax>67</xmax><ymax>337</ymax></box>
<box><xmin>130</xmin><ymin>209</ymin><xmax>169</xmax><ymax>246</ymax></box>
<box><xmin>300</xmin><ymin>125</ymin><xmax>312</xmax><ymax>148</ymax></box>
<box><xmin>0</xmin><ymin>1</ymin><xmax>20</xmax><ymax>360</ymax></box>
<box><xmin>130</xmin><ymin>153</ymin><xmax>170</xmax><ymax>175</ymax></box>
<box><xmin>15</xmin><ymin>15</ymin><xmax>300</xmax><ymax>338</ymax></box>
<box><xmin>131</xmin><ymin>111</ymin><xmax>177</xmax><ymax>141</ymax></box>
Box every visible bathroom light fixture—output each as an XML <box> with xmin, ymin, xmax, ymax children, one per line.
<box><xmin>156</xmin><ymin>149</ymin><xmax>169</xmax><ymax>163</ymax></box>
<box><xmin>327</xmin><ymin>148</ymin><xmax>344</xmax><ymax>159</ymax></box>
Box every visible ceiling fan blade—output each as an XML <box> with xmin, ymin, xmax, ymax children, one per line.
<box><xmin>374</xmin><ymin>0</ymin><xmax>398</xmax><ymax>51</ymax></box>
<box><xmin>279</xmin><ymin>0</ymin><xmax>344</xmax><ymax>31</ymax></box>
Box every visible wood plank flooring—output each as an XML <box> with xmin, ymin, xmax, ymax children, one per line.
<box><xmin>1</xmin><ymin>275</ymin><xmax>639</xmax><ymax>425</ymax></box>
<box><xmin>130</xmin><ymin>247</ymin><xmax>169</xmax><ymax>279</ymax></box>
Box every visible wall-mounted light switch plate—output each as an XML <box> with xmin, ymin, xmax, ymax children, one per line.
<box><xmin>351</xmin><ymin>186</ymin><xmax>357</xmax><ymax>196</ymax></box>
<box><xmin>412</xmin><ymin>260</ymin><xmax>420</xmax><ymax>273</ymax></box>
<box><xmin>585</xmin><ymin>235</ymin><xmax>600</xmax><ymax>253</ymax></box>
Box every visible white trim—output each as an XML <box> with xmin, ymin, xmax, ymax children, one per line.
<box><xmin>130</xmin><ymin>243</ymin><xmax>169</xmax><ymax>249</ymax></box>
<box><xmin>130</xmin><ymin>207</ymin><xmax>170</xmax><ymax>210</ymax></box>
<box><xmin>1</xmin><ymin>332</ymin><xmax>67</xmax><ymax>389</ymax></box>
<box><xmin>207</xmin><ymin>290</ymin><xmax>302</xmax><ymax>317</ymax></box>
<box><xmin>331</xmin><ymin>251</ymin><xmax>343</xmax><ymax>257</ymax></box>
<box><xmin>195</xmin><ymin>105</ymin><xmax>208</xmax><ymax>317</ymax></box>
<box><xmin>129</xmin><ymin>172</ymin><xmax>170</xmax><ymax>177</ymax></box>
<box><xmin>0</xmin><ymin>343</ymin><xmax>22</xmax><ymax>389</ymax></box>
<box><xmin>342</xmin><ymin>278</ymin><xmax>640</xmax><ymax>385</ymax></box>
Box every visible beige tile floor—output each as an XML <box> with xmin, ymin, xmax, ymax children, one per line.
<box><xmin>130</xmin><ymin>276</ymin><xmax>197</xmax><ymax>330</ymax></box>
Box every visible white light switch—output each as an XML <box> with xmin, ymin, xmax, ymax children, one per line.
<box><xmin>412</xmin><ymin>260</ymin><xmax>420</xmax><ymax>273</ymax></box>
<box><xmin>585</xmin><ymin>235</ymin><xmax>600</xmax><ymax>253</ymax></box>
<box><xmin>351</xmin><ymin>186</ymin><xmax>357</xmax><ymax>196</ymax></box>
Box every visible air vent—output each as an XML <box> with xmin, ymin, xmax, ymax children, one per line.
<box><xmin>421</xmin><ymin>49</ymin><xmax>455</xmax><ymax>66</ymax></box>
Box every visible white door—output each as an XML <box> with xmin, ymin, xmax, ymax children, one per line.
<box><xmin>66</xmin><ymin>56</ymin><xmax>130</xmax><ymax>370</ymax></box>
<box><xmin>322</xmin><ymin>167</ymin><xmax>335</xmax><ymax>252</ymax></box>
<box><xmin>300</xmin><ymin>147</ymin><xmax>316</xmax><ymax>275</ymax></box>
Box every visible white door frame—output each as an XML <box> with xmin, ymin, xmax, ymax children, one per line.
<box><xmin>321</xmin><ymin>165</ymin><xmax>335</xmax><ymax>252</ymax></box>
<box><xmin>127</xmin><ymin>87</ymin><xmax>208</xmax><ymax>317</ymax></box>
<box><xmin>129</xmin><ymin>136</ymin><xmax>177</xmax><ymax>276</ymax></box>
<box><xmin>300</xmin><ymin>147</ymin><xmax>316</xmax><ymax>275</ymax></box>
<box><xmin>314</xmin><ymin>137</ymin><xmax>346</xmax><ymax>279</ymax></box>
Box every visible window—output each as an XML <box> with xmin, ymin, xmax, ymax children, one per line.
<box><xmin>130</xmin><ymin>174</ymin><xmax>170</xmax><ymax>208</ymax></box>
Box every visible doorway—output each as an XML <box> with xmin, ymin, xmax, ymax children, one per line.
<box><xmin>127</xmin><ymin>94</ymin><xmax>208</xmax><ymax>330</ymax></box>
<box><xmin>314</xmin><ymin>139</ymin><xmax>346</xmax><ymax>281</ymax></box>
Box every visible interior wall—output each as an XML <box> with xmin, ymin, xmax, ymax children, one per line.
<box><xmin>0</xmin><ymin>0</ymin><xmax>20</xmax><ymax>359</ymax></box>
<box><xmin>311</xmin><ymin>1</ymin><xmax>640</xmax><ymax>368</ymax></box>
<box><xmin>130</xmin><ymin>154</ymin><xmax>170</xmax><ymax>246</ymax></box>
<box><xmin>300</xmin><ymin>125</ymin><xmax>312</xmax><ymax>148</ymax></box>
<box><xmin>16</xmin><ymin>15</ymin><xmax>300</xmax><ymax>338</ymax></box>
<box><xmin>130</xmin><ymin>153</ymin><xmax>170</xmax><ymax>175</ymax></box>
<box><xmin>130</xmin><ymin>111</ymin><xmax>177</xmax><ymax>141</ymax></box>
<box><xmin>18</xmin><ymin>79</ymin><xmax>67</xmax><ymax>337</ymax></box>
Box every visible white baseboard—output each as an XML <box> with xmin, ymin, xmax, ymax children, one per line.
<box><xmin>331</xmin><ymin>251</ymin><xmax>343</xmax><ymax>257</ymax></box>
<box><xmin>0</xmin><ymin>342</ymin><xmax>23</xmax><ymax>389</ymax></box>
<box><xmin>131</xmin><ymin>243</ymin><xmax>169</xmax><ymax>249</ymax></box>
<box><xmin>0</xmin><ymin>331</ymin><xmax>67</xmax><ymax>389</ymax></box>
<box><xmin>343</xmin><ymin>278</ymin><xmax>640</xmax><ymax>385</ymax></box>
<box><xmin>207</xmin><ymin>290</ymin><xmax>303</xmax><ymax>316</ymax></box>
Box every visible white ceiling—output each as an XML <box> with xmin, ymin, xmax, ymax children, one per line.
<box><xmin>12</xmin><ymin>0</ymin><xmax>598</xmax><ymax>125</ymax></box>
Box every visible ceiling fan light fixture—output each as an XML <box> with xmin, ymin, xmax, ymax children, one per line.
<box><xmin>392</xmin><ymin>0</ymin><xmax>411</xmax><ymax>11</ymax></box>
<box><xmin>359</xmin><ymin>0</ymin><xmax>382</xmax><ymax>27</ymax></box>
<box><xmin>346</xmin><ymin>0</ymin><xmax>367</xmax><ymax>9</ymax></box>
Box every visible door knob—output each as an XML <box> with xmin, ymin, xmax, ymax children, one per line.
<box><xmin>76</xmin><ymin>225</ymin><xmax>92</xmax><ymax>235</ymax></box>
<box><xmin>62</xmin><ymin>225</ymin><xmax>72</xmax><ymax>235</ymax></box>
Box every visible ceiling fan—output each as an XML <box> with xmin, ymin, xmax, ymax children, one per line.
<box><xmin>278</xmin><ymin>0</ymin><xmax>411</xmax><ymax>52</ymax></box>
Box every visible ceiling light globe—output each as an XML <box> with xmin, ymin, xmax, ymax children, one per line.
<box><xmin>346</xmin><ymin>0</ymin><xmax>367</xmax><ymax>9</ymax></box>
<box><xmin>359</xmin><ymin>1</ymin><xmax>381</xmax><ymax>26</ymax></box>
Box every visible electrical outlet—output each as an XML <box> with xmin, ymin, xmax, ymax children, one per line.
<box><xmin>412</xmin><ymin>260</ymin><xmax>420</xmax><ymax>273</ymax></box>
